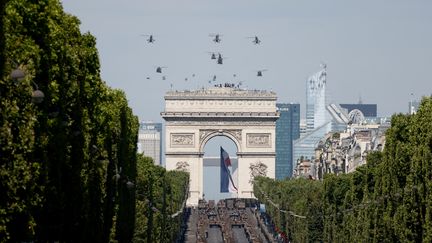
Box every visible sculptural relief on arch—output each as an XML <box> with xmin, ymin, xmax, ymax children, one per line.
<box><xmin>161</xmin><ymin>87</ymin><xmax>279</xmax><ymax>206</ymax></box>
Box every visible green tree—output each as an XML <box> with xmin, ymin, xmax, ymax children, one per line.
<box><xmin>134</xmin><ymin>155</ymin><xmax>189</xmax><ymax>243</ymax></box>
<box><xmin>1</xmin><ymin>0</ymin><xmax>140</xmax><ymax>241</ymax></box>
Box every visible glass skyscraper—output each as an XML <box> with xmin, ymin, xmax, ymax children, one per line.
<box><xmin>275</xmin><ymin>103</ymin><xmax>300</xmax><ymax>179</ymax></box>
<box><xmin>409</xmin><ymin>100</ymin><xmax>420</xmax><ymax>115</ymax></box>
<box><xmin>138</xmin><ymin>122</ymin><xmax>163</xmax><ymax>165</ymax></box>
<box><xmin>306</xmin><ymin>66</ymin><xmax>329</xmax><ymax>131</ymax></box>
<box><xmin>294</xmin><ymin>65</ymin><xmax>347</xmax><ymax>175</ymax></box>
<box><xmin>293</xmin><ymin>122</ymin><xmax>331</xmax><ymax>169</ymax></box>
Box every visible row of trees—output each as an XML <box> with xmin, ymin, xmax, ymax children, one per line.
<box><xmin>0</xmin><ymin>0</ymin><xmax>139</xmax><ymax>241</ymax></box>
<box><xmin>254</xmin><ymin>176</ymin><xmax>323</xmax><ymax>242</ymax></box>
<box><xmin>134</xmin><ymin>156</ymin><xmax>189</xmax><ymax>243</ymax></box>
<box><xmin>1</xmin><ymin>0</ymin><xmax>190</xmax><ymax>242</ymax></box>
<box><xmin>254</xmin><ymin>96</ymin><xmax>432</xmax><ymax>242</ymax></box>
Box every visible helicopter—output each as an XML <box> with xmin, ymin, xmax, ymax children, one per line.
<box><xmin>141</xmin><ymin>34</ymin><xmax>155</xmax><ymax>43</ymax></box>
<box><xmin>207</xmin><ymin>52</ymin><xmax>217</xmax><ymax>60</ymax></box>
<box><xmin>216</xmin><ymin>53</ymin><xmax>225</xmax><ymax>65</ymax></box>
<box><xmin>247</xmin><ymin>36</ymin><xmax>261</xmax><ymax>44</ymax></box>
<box><xmin>209</xmin><ymin>33</ymin><xmax>222</xmax><ymax>43</ymax></box>
<box><xmin>257</xmin><ymin>69</ymin><xmax>268</xmax><ymax>77</ymax></box>
<box><xmin>156</xmin><ymin>66</ymin><xmax>167</xmax><ymax>73</ymax></box>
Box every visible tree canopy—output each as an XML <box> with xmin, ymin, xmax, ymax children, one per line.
<box><xmin>1</xmin><ymin>0</ymin><xmax>134</xmax><ymax>241</ymax></box>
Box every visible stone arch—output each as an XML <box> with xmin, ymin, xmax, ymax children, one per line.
<box><xmin>162</xmin><ymin>87</ymin><xmax>278</xmax><ymax>206</ymax></box>
<box><xmin>199</xmin><ymin>130</ymin><xmax>241</xmax><ymax>154</ymax></box>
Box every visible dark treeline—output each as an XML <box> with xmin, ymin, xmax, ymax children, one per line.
<box><xmin>0</xmin><ymin>0</ymin><xmax>189</xmax><ymax>242</ymax></box>
<box><xmin>254</xmin><ymin>97</ymin><xmax>432</xmax><ymax>243</ymax></box>
<box><xmin>134</xmin><ymin>156</ymin><xmax>189</xmax><ymax>243</ymax></box>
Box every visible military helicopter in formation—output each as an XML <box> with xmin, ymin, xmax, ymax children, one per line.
<box><xmin>247</xmin><ymin>36</ymin><xmax>261</xmax><ymax>44</ymax></box>
<box><xmin>141</xmin><ymin>34</ymin><xmax>155</xmax><ymax>43</ymax></box>
<box><xmin>209</xmin><ymin>33</ymin><xmax>222</xmax><ymax>43</ymax></box>
<box><xmin>156</xmin><ymin>66</ymin><xmax>167</xmax><ymax>73</ymax></box>
<box><xmin>257</xmin><ymin>69</ymin><xmax>268</xmax><ymax>77</ymax></box>
<box><xmin>216</xmin><ymin>53</ymin><xmax>226</xmax><ymax>65</ymax></box>
<box><xmin>207</xmin><ymin>52</ymin><xmax>217</xmax><ymax>60</ymax></box>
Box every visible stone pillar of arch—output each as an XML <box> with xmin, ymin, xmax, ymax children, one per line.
<box><xmin>161</xmin><ymin>87</ymin><xmax>279</xmax><ymax>206</ymax></box>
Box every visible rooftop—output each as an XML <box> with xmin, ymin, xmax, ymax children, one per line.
<box><xmin>165</xmin><ymin>86</ymin><xmax>277</xmax><ymax>100</ymax></box>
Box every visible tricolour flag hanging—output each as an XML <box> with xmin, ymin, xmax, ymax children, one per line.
<box><xmin>220</xmin><ymin>147</ymin><xmax>238</xmax><ymax>193</ymax></box>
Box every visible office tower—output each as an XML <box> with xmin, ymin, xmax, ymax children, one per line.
<box><xmin>299</xmin><ymin>119</ymin><xmax>307</xmax><ymax>137</ymax></box>
<box><xmin>138</xmin><ymin>122</ymin><xmax>162</xmax><ymax>165</ymax></box>
<box><xmin>293</xmin><ymin>122</ymin><xmax>331</xmax><ymax>172</ymax></box>
<box><xmin>306</xmin><ymin>65</ymin><xmax>329</xmax><ymax>131</ymax></box>
<box><xmin>276</xmin><ymin>103</ymin><xmax>300</xmax><ymax>179</ymax></box>
<box><xmin>409</xmin><ymin>100</ymin><xmax>420</xmax><ymax>115</ymax></box>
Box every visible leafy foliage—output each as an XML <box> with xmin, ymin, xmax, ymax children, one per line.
<box><xmin>1</xmin><ymin>0</ymin><xmax>139</xmax><ymax>242</ymax></box>
<box><xmin>254</xmin><ymin>176</ymin><xmax>324</xmax><ymax>242</ymax></box>
<box><xmin>134</xmin><ymin>155</ymin><xmax>189</xmax><ymax>243</ymax></box>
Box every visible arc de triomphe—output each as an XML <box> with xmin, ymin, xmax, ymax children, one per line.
<box><xmin>161</xmin><ymin>87</ymin><xmax>279</xmax><ymax>206</ymax></box>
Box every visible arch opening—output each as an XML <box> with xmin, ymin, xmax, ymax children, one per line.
<box><xmin>202</xmin><ymin>135</ymin><xmax>238</xmax><ymax>202</ymax></box>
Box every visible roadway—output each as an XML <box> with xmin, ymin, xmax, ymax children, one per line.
<box><xmin>182</xmin><ymin>198</ymin><xmax>274</xmax><ymax>243</ymax></box>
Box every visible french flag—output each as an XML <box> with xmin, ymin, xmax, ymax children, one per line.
<box><xmin>220</xmin><ymin>147</ymin><xmax>237</xmax><ymax>193</ymax></box>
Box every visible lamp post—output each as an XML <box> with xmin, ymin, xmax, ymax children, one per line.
<box><xmin>31</xmin><ymin>82</ymin><xmax>44</xmax><ymax>104</ymax></box>
<box><xmin>9</xmin><ymin>67</ymin><xmax>44</xmax><ymax>104</ymax></box>
<box><xmin>10</xmin><ymin>68</ymin><xmax>25</xmax><ymax>80</ymax></box>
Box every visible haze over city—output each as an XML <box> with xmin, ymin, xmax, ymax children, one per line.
<box><xmin>62</xmin><ymin>0</ymin><xmax>432</xmax><ymax>121</ymax></box>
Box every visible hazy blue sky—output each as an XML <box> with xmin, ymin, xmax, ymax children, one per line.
<box><xmin>62</xmin><ymin>0</ymin><xmax>432</xmax><ymax>122</ymax></box>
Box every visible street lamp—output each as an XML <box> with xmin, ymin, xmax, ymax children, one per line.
<box><xmin>32</xmin><ymin>85</ymin><xmax>44</xmax><ymax>104</ymax></box>
<box><xmin>10</xmin><ymin>68</ymin><xmax>25</xmax><ymax>80</ymax></box>
<box><xmin>112</xmin><ymin>166</ymin><xmax>134</xmax><ymax>189</ymax></box>
<box><xmin>10</xmin><ymin>67</ymin><xmax>44</xmax><ymax>103</ymax></box>
<box><xmin>126</xmin><ymin>181</ymin><xmax>135</xmax><ymax>189</ymax></box>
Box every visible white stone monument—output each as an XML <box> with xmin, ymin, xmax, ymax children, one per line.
<box><xmin>161</xmin><ymin>87</ymin><xmax>279</xmax><ymax>206</ymax></box>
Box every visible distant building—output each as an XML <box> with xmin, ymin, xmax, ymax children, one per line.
<box><xmin>299</xmin><ymin>119</ymin><xmax>307</xmax><ymax>137</ymax></box>
<box><xmin>409</xmin><ymin>100</ymin><xmax>420</xmax><ymax>115</ymax></box>
<box><xmin>293</xmin><ymin>158</ymin><xmax>312</xmax><ymax>178</ymax></box>
<box><xmin>298</xmin><ymin>118</ymin><xmax>390</xmax><ymax>180</ymax></box>
<box><xmin>138</xmin><ymin>122</ymin><xmax>162</xmax><ymax>165</ymax></box>
<box><xmin>293</xmin><ymin>103</ymin><xmax>353</xmax><ymax>174</ymax></box>
<box><xmin>306</xmin><ymin>65</ymin><xmax>329</xmax><ymax>131</ymax></box>
<box><xmin>275</xmin><ymin>103</ymin><xmax>300</xmax><ymax>179</ymax></box>
<box><xmin>293</xmin><ymin>121</ymin><xmax>332</xmax><ymax>173</ymax></box>
<box><xmin>294</xmin><ymin>65</ymin><xmax>349</xmax><ymax>176</ymax></box>
<box><xmin>340</xmin><ymin>104</ymin><xmax>377</xmax><ymax>117</ymax></box>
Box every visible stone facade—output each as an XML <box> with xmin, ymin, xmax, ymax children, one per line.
<box><xmin>294</xmin><ymin>121</ymin><xmax>389</xmax><ymax>179</ymax></box>
<box><xmin>161</xmin><ymin>87</ymin><xmax>279</xmax><ymax>206</ymax></box>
